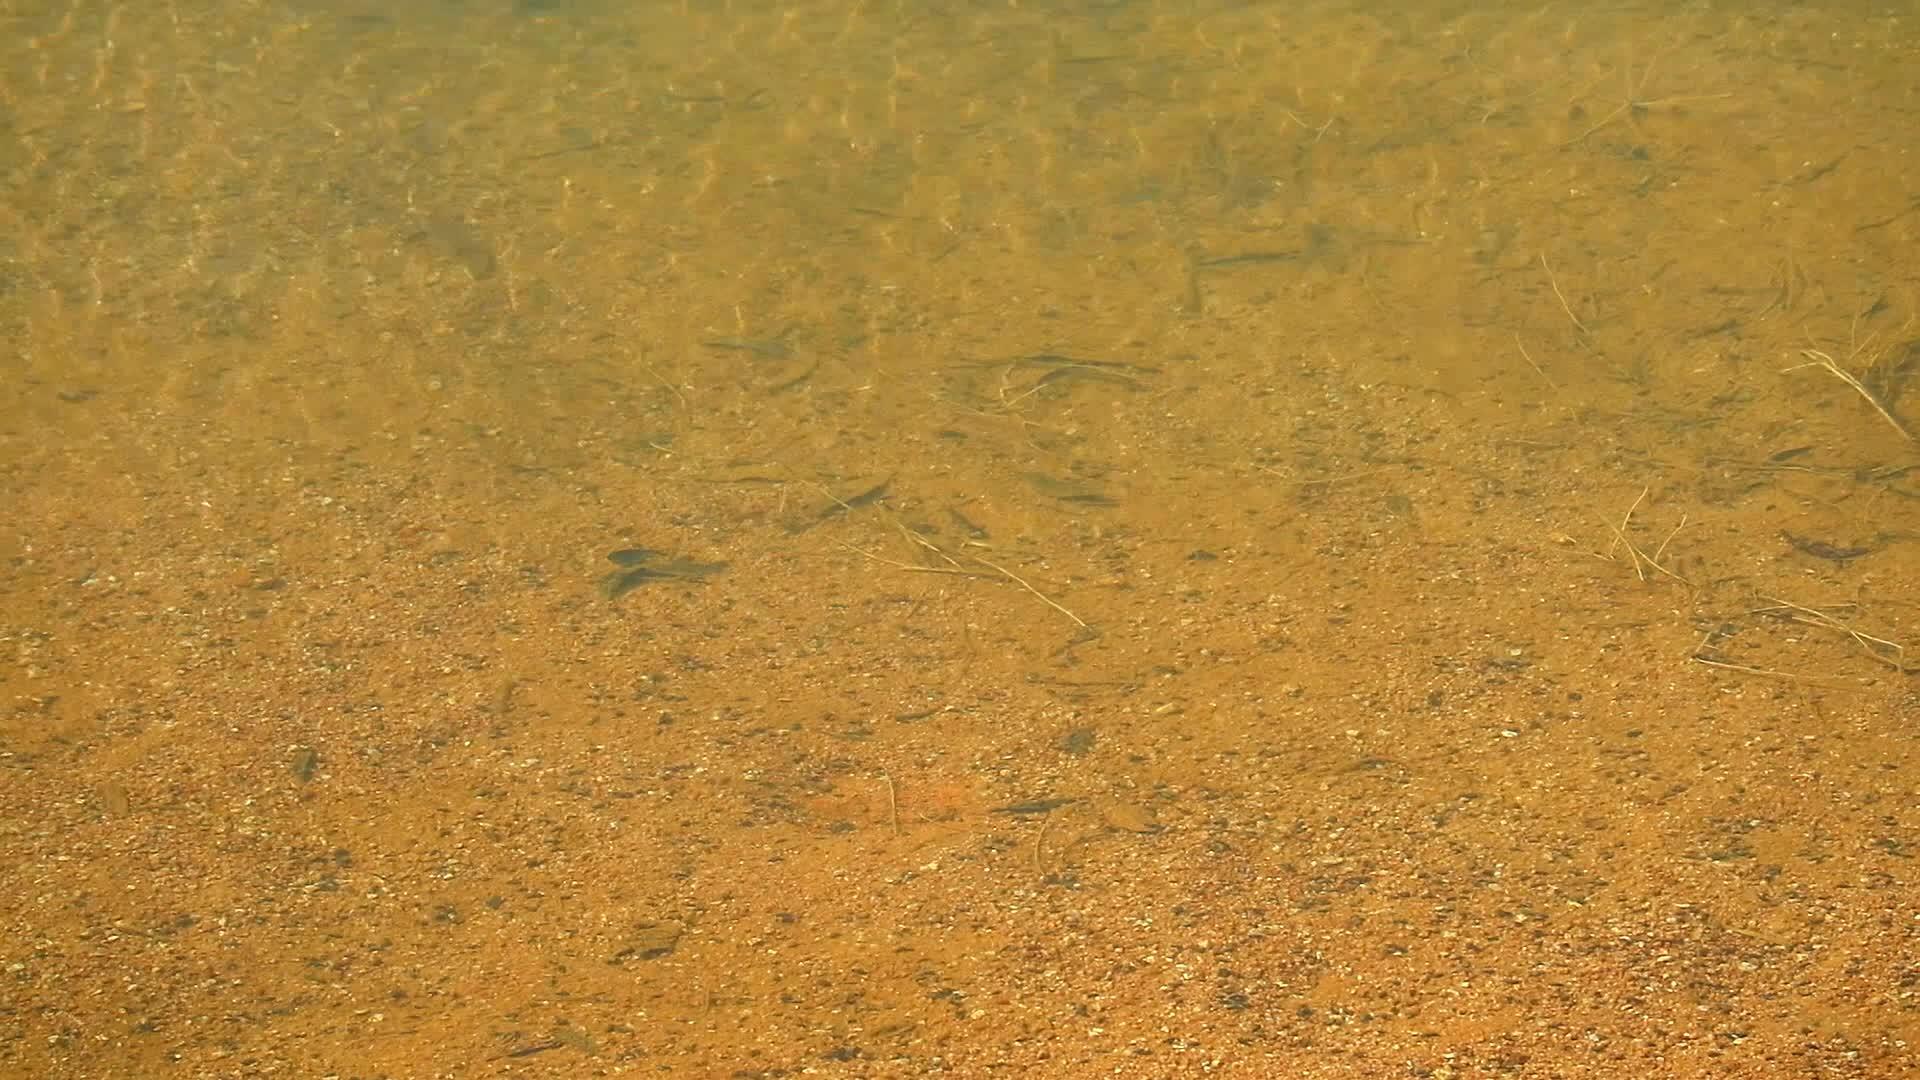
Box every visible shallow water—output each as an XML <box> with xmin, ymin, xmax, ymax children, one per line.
<box><xmin>2</xmin><ymin>1</ymin><xmax>1916</xmax><ymax>1076</ymax></box>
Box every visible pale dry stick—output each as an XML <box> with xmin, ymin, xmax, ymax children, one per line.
<box><xmin>1652</xmin><ymin>514</ymin><xmax>1687</xmax><ymax>566</ymax></box>
<box><xmin>1280</xmin><ymin>109</ymin><xmax>1335</xmax><ymax>143</ymax></box>
<box><xmin>1603</xmin><ymin>518</ymin><xmax>1650</xmax><ymax>581</ymax></box>
<box><xmin>1688</xmin><ymin>652</ymin><xmax>1855</xmax><ymax>686</ymax></box>
<box><xmin>843</xmin><ymin>504</ymin><xmax>981</xmax><ymax>575</ymax></box>
<box><xmin>1688</xmin><ymin>628</ymin><xmax>1864</xmax><ymax>685</ymax></box>
<box><xmin>996</xmin><ymin>361</ymin><xmax>1146</xmax><ymax>411</ymax></box>
<box><xmin>1568</xmin><ymin>89</ymin><xmax>1736</xmax><ymax>144</ymax></box>
<box><xmin>842</xmin><ymin>534</ymin><xmax>1087</xmax><ymax>628</ymax></box>
<box><xmin>1602</xmin><ymin>486</ymin><xmax>1647</xmax><ymax>570</ymax></box>
<box><xmin>968</xmin><ymin>552</ymin><xmax>1088</xmax><ymax>628</ymax></box>
<box><xmin>838</xmin><ymin>541</ymin><xmax>984</xmax><ymax>577</ymax></box>
<box><xmin>883</xmin><ymin>774</ymin><xmax>902</xmax><ymax>837</ymax></box>
<box><xmin>807</xmin><ymin>478</ymin><xmax>890</xmax><ymax>519</ymax></box>
<box><xmin>639</xmin><ymin>344</ymin><xmax>689</xmax><ymax>409</ymax></box>
<box><xmin>1539</xmin><ymin>254</ymin><xmax>1589</xmax><ymax>336</ymax></box>
<box><xmin>998</xmin><ymin>371</ymin><xmax>1049</xmax><ymax>410</ymax></box>
<box><xmin>895</xmin><ymin>519</ymin><xmax>975</xmax><ymax>571</ymax></box>
<box><xmin>851</xmin><ymin>489</ymin><xmax>1088</xmax><ymax>627</ymax></box>
<box><xmin>1033</xmin><ymin>810</ymin><xmax>1053</xmax><ymax>875</ymax></box>
<box><xmin>1604</xmin><ymin>486</ymin><xmax>1690</xmax><ymax>585</ymax></box>
<box><xmin>896</xmin><ymin>521</ymin><xmax>1079</xmax><ymax>631</ymax></box>
<box><xmin>1758</xmin><ymin>596</ymin><xmax>1908</xmax><ymax>671</ymax></box>
<box><xmin>1256</xmin><ymin>464</ymin><xmax>1393</xmax><ymax>488</ymax></box>
<box><xmin>1513</xmin><ymin>334</ymin><xmax>1556</xmax><ymax>388</ymax></box>
<box><xmin>1783</xmin><ymin>348</ymin><xmax>1915</xmax><ymax>442</ymax></box>
<box><xmin>995</xmin><ymin>362</ymin><xmax>1028</xmax><ymax>409</ymax></box>
<box><xmin>1562</xmin><ymin>54</ymin><xmax>1736</xmax><ymax>146</ymax></box>
<box><xmin>1632</xmin><ymin>533</ymin><xmax>1689</xmax><ymax>586</ymax></box>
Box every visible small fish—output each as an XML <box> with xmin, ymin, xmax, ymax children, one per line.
<box><xmin>990</xmin><ymin>797</ymin><xmax>1080</xmax><ymax>816</ymax></box>
<box><xmin>598</xmin><ymin>549</ymin><xmax>727</xmax><ymax>599</ymax></box>
<box><xmin>1780</xmin><ymin>531</ymin><xmax>1875</xmax><ymax>564</ymax></box>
